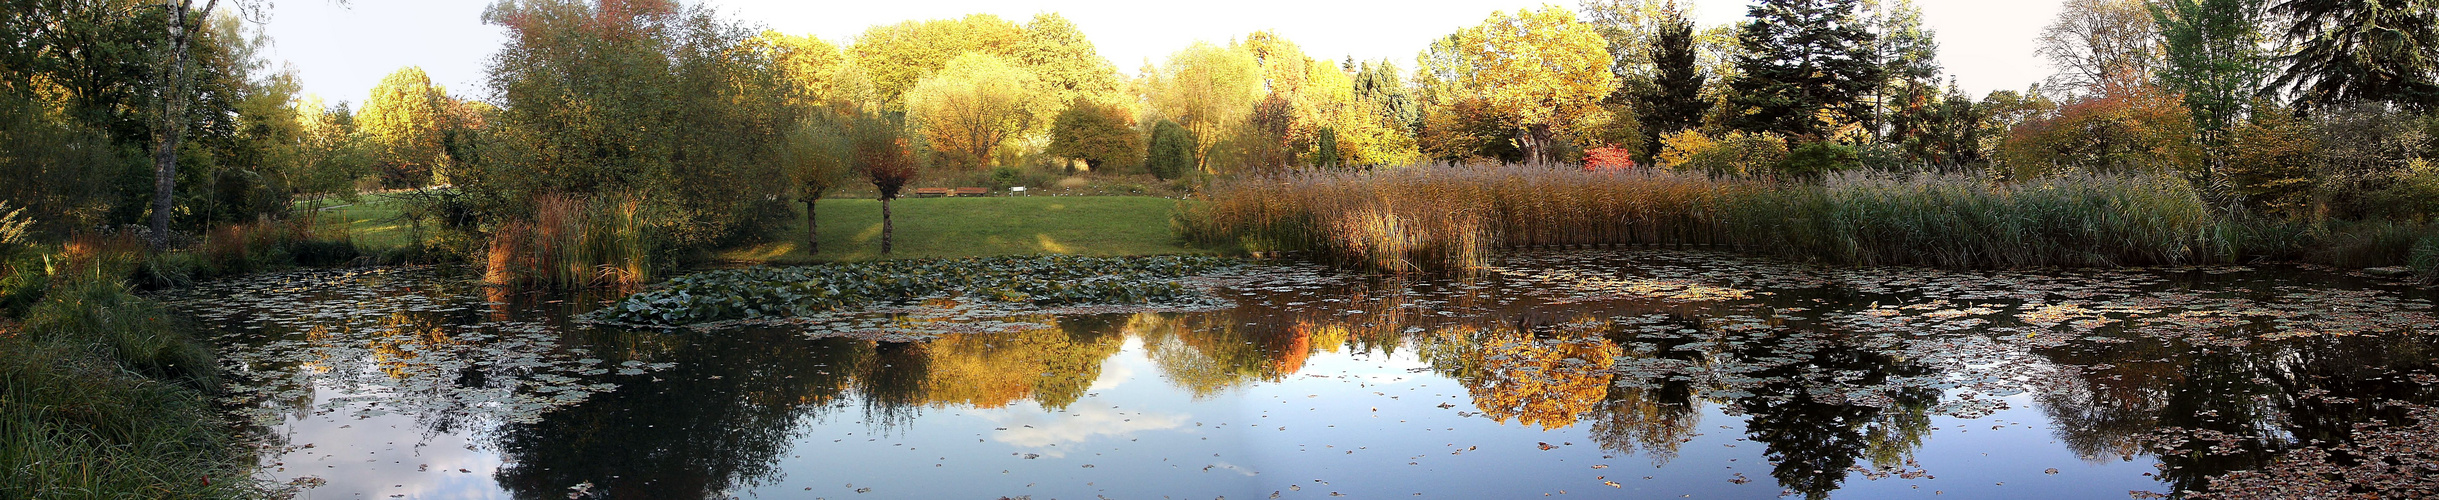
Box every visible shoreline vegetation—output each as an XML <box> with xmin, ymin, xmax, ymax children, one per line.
<box><xmin>1180</xmin><ymin>163</ymin><xmax>2439</xmax><ymax>277</ymax></box>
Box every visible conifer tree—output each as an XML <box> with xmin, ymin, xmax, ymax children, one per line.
<box><xmin>1727</xmin><ymin>0</ymin><xmax>1883</xmax><ymax>140</ymax></box>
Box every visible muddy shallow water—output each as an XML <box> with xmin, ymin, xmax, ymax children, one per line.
<box><xmin>160</xmin><ymin>250</ymin><xmax>2439</xmax><ymax>499</ymax></box>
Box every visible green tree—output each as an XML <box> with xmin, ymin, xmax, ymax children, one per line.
<box><xmin>1729</xmin><ymin>0</ymin><xmax>1884</xmax><ymax>140</ymax></box>
<box><xmin>1145</xmin><ymin>119</ymin><xmax>1196</xmax><ymax>180</ymax></box>
<box><xmin>783</xmin><ymin>111</ymin><xmax>854</xmax><ymax>255</ymax></box>
<box><xmin>1641</xmin><ymin>2</ymin><xmax>1708</xmax><ymax>155</ymax></box>
<box><xmin>475</xmin><ymin>0</ymin><xmax>792</xmax><ymax>247</ymax></box>
<box><xmin>2149</xmin><ymin>0</ymin><xmax>2267</xmax><ymax>143</ymax></box>
<box><xmin>358</xmin><ymin>66</ymin><xmax>453</xmax><ymax>187</ymax></box>
<box><xmin>1046</xmin><ymin>99</ymin><xmax>1141</xmax><ymax>173</ymax></box>
<box><xmin>2268</xmin><ymin>0</ymin><xmax>2439</xmax><ymax>110</ymax></box>
<box><xmin>1139</xmin><ymin>42</ymin><xmax>1262</xmax><ymax>173</ymax></box>
<box><xmin>1012</xmin><ymin>13</ymin><xmax>1121</xmax><ymax>108</ymax></box>
<box><xmin>903</xmin><ymin>52</ymin><xmax>1050</xmax><ymax>169</ymax></box>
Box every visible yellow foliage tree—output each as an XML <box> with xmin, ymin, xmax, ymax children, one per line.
<box><xmin>358</xmin><ymin>66</ymin><xmax>454</xmax><ymax>186</ymax></box>
<box><xmin>1458</xmin><ymin>7</ymin><xmax>1619</xmax><ymax>164</ymax></box>
<box><xmin>1139</xmin><ymin>42</ymin><xmax>1264</xmax><ymax>173</ymax></box>
<box><xmin>905</xmin><ymin>53</ymin><xmax>1053</xmax><ymax>168</ymax></box>
<box><xmin>846</xmin><ymin>14</ymin><xmax>1026</xmax><ymax>112</ymax></box>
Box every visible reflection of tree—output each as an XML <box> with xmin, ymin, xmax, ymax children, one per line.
<box><xmin>492</xmin><ymin>328</ymin><xmax>862</xmax><ymax>499</ymax></box>
<box><xmin>1586</xmin><ymin>315</ymin><xmax>1707</xmax><ymax>465</ymax></box>
<box><xmin>1457</xmin><ymin>324</ymin><xmax>1618</xmax><ymax>430</ymax></box>
<box><xmin>1731</xmin><ymin>334</ymin><xmax>1937</xmax><ymax>500</ymax></box>
<box><xmin>2032</xmin><ymin>331</ymin><xmax>2439</xmax><ymax>496</ymax></box>
<box><xmin>919</xmin><ymin>317</ymin><xmax>1124</xmax><ymax>410</ymax></box>
<box><xmin>1140</xmin><ymin>313</ymin><xmax>1320</xmax><ymax>397</ymax></box>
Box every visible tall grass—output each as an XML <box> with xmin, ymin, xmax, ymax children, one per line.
<box><xmin>486</xmin><ymin>194</ymin><xmax>655</xmax><ymax>289</ymax></box>
<box><xmin>1183</xmin><ymin>164</ymin><xmax>2227</xmax><ymax>271</ymax></box>
<box><xmin>2</xmin><ymin>278</ymin><xmax>255</xmax><ymax>498</ymax></box>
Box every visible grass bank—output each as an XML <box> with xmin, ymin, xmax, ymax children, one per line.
<box><xmin>717</xmin><ymin>196</ymin><xmax>1207</xmax><ymax>264</ymax></box>
<box><xmin>1</xmin><ymin>278</ymin><xmax>254</xmax><ymax>498</ymax></box>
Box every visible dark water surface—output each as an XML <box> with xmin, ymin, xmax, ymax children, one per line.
<box><xmin>160</xmin><ymin>250</ymin><xmax>2439</xmax><ymax>499</ymax></box>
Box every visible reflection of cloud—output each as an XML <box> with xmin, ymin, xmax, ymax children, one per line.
<box><xmin>1086</xmin><ymin>358</ymin><xmax>1136</xmax><ymax>391</ymax></box>
<box><xmin>987</xmin><ymin>407</ymin><xmax>1187</xmax><ymax>456</ymax></box>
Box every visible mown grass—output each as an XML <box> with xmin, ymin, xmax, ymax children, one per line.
<box><xmin>300</xmin><ymin>193</ymin><xmax>412</xmax><ymax>253</ymax></box>
<box><xmin>717</xmin><ymin>196</ymin><xmax>1208</xmax><ymax>264</ymax></box>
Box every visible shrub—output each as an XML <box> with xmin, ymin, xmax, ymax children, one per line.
<box><xmin>1779</xmin><ymin>141</ymin><xmax>1861</xmax><ymax>181</ymax></box>
<box><xmin>1669</xmin><ymin>131</ymin><xmax>1788</xmax><ymax>178</ymax></box>
<box><xmin>1146</xmin><ymin>120</ymin><xmax>1197</xmax><ymax>180</ymax></box>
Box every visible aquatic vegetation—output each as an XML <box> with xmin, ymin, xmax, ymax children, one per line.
<box><xmin>590</xmin><ymin>255</ymin><xmax>1242</xmax><ymax>328</ymax></box>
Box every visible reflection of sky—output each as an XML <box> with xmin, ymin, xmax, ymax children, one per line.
<box><xmin>270</xmin><ymin>387</ymin><xmax>507</xmax><ymax>500</ymax></box>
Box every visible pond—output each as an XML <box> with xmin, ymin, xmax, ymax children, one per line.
<box><xmin>159</xmin><ymin>250</ymin><xmax>2439</xmax><ymax>499</ymax></box>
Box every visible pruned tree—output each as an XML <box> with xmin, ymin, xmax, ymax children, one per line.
<box><xmin>852</xmin><ymin>114</ymin><xmax>917</xmax><ymax>254</ymax></box>
<box><xmin>783</xmin><ymin>111</ymin><xmax>854</xmax><ymax>255</ymax></box>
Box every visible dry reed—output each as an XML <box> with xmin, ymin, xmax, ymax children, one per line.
<box><xmin>1183</xmin><ymin>164</ymin><xmax>2224</xmax><ymax>271</ymax></box>
<box><xmin>485</xmin><ymin>194</ymin><xmax>654</xmax><ymax>289</ymax></box>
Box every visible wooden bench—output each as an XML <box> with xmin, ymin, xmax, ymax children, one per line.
<box><xmin>952</xmin><ymin>187</ymin><xmax>989</xmax><ymax>197</ymax></box>
<box><xmin>911</xmin><ymin>187</ymin><xmax>952</xmax><ymax>197</ymax></box>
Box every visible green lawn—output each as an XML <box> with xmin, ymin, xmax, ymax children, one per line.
<box><xmin>719</xmin><ymin>196</ymin><xmax>1209</xmax><ymax>264</ymax></box>
<box><xmin>301</xmin><ymin>193</ymin><xmax>413</xmax><ymax>251</ymax></box>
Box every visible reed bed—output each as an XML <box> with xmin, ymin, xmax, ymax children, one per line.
<box><xmin>485</xmin><ymin>193</ymin><xmax>655</xmax><ymax>289</ymax></box>
<box><xmin>1182</xmin><ymin>164</ymin><xmax>2226</xmax><ymax>271</ymax></box>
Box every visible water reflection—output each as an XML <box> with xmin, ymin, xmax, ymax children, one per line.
<box><xmin>164</xmin><ymin>252</ymin><xmax>2439</xmax><ymax>499</ymax></box>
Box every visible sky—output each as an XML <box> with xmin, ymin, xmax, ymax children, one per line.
<box><xmin>259</xmin><ymin>0</ymin><xmax>2065</xmax><ymax>108</ymax></box>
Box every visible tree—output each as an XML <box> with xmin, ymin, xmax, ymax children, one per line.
<box><xmin>1997</xmin><ymin>86</ymin><xmax>2201</xmax><ymax>179</ymax></box>
<box><xmin>1865</xmin><ymin>0</ymin><xmax>1941</xmax><ymax>142</ymax></box>
<box><xmin>149</xmin><ymin>0</ymin><xmax>230</xmax><ymax>248</ymax></box>
<box><xmin>845</xmin><ymin>14</ymin><xmax>1024</xmax><ymax>112</ymax></box>
<box><xmin>1145</xmin><ymin>119</ymin><xmax>1195</xmax><ymax>180</ymax></box>
<box><xmin>2036</xmin><ymin>0</ymin><xmax>2160</xmax><ymax>97</ymax></box>
<box><xmin>903</xmin><ymin>53</ymin><xmax>1050</xmax><ymax>169</ymax></box>
<box><xmin>2268</xmin><ymin>0</ymin><xmax>2439</xmax><ymax>111</ymax></box>
<box><xmin>1729</xmin><ymin>0</ymin><xmax>1883</xmax><ymax>140</ymax></box>
<box><xmin>1139</xmin><ymin>42</ymin><xmax>1262</xmax><ymax>173</ymax></box>
<box><xmin>2149</xmin><ymin>0</ymin><xmax>2268</xmax><ymax>143</ymax></box>
<box><xmin>358</xmin><ymin>66</ymin><xmax>452</xmax><ymax>187</ymax></box>
<box><xmin>1046</xmin><ymin>99</ymin><xmax>1141</xmax><ymax>173</ymax></box>
<box><xmin>476</xmin><ymin>0</ymin><xmax>793</xmax><ymax>247</ymax></box>
<box><xmin>782</xmin><ymin>111</ymin><xmax>854</xmax><ymax>255</ymax></box>
<box><xmin>1641</xmin><ymin>2</ymin><xmax>1708</xmax><ymax>155</ymax></box>
<box><xmin>1457</xmin><ymin>7</ymin><xmax>1619</xmax><ymax>164</ymax></box>
<box><xmin>853</xmin><ymin>114</ymin><xmax>917</xmax><ymax>254</ymax></box>
<box><xmin>1012</xmin><ymin>13</ymin><xmax>1121</xmax><ymax>108</ymax></box>
<box><xmin>747</xmin><ymin>31</ymin><xmax>847</xmax><ymax>110</ymax></box>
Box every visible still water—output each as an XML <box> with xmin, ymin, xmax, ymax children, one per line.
<box><xmin>160</xmin><ymin>250</ymin><xmax>2439</xmax><ymax>499</ymax></box>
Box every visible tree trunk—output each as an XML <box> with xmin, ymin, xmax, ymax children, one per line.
<box><xmin>880</xmin><ymin>196</ymin><xmax>893</xmax><ymax>255</ymax></box>
<box><xmin>804</xmin><ymin>199</ymin><xmax>819</xmax><ymax>255</ymax></box>
<box><xmin>147</xmin><ymin>0</ymin><xmax>220</xmax><ymax>251</ymax></box>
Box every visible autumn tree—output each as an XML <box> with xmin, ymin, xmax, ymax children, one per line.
<box><xmin>2268</xmin><ymin>0</ymin><xmax>2439</xmax><ymax>111</ymax></box>
<box><xmin>359</xmin><ymin>66</ymin><xmax>454</xmax><ymax>187</ymax></box>
<box><xmin>747</xmin><ymin>31</ymin><xmax>848</xmax><ymax>111</ymax></box>
<box><xmin>853</xmin><ymin>114</ymin><xmax>917</xmax><ymax>254</ymax></box>
<box><xmin>1729</xmin><ymin>0</ymin><xmax>1883</xmax><ymax>140</ymax></box>
<box><xmin>1139</xmin><ymin>42</ymin><xmax>1263</xmax><ymax>173</ymax></box>
<box><xmin>904</xmin><ymin>53</ymin><xmax>1050</xmax><ymax>169</ymax></box>
<box><xmin>1997</xmin><ymin>87</ymin><xmax>2201</xmax><ymax>178</ymax></box>
<box><xmin>2036</xmin><ymin>0</ymin><xmax>2160</xmax><ymax>97</ymax></box>
<box><xmin>845</xmin><ymin>14</ymin><xmax>1024</xmax><ymax>112</ymax></box>
<box><xmin>1457</xmin><ymin>7</ymin><xmax>1619</xmax><ymax>164</ymax></box>
<box><xmin>1046</xmin><ymin>99</ymin><xmax>1141</xmax><ymax>173</ymax></box>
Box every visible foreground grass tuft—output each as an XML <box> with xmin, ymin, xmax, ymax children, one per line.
<box><xmin>2</xmin><ymin>279</ymin><xmax>254</xmax><ymax>499</ymax></box>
